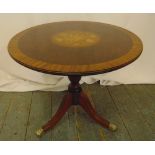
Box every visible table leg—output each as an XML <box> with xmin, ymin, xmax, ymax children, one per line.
<box><xmin>36</xmin><ymin>93</ymin><xmax>72</xmax><ymax>136</ymax></box>
<box><xmin>79</xmin><ymin>92</ymin><xmax>117</xmax><ymax>131</ymax></box>
<box><xmin>36</xmin><ymin>75</ymin><xmax>117</xmax><ymax>137</ymax></box>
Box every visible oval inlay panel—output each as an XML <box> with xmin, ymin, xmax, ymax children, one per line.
<box><xmin>51</xmin><ymin>30</ymin><xmax>100</xmax><ymax>48</ymax></box>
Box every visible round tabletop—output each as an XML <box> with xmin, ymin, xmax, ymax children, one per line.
<box><xmin>8</xmin><ymin>21</ymin><xmax>143</xmax><ymax>76</ymax></box>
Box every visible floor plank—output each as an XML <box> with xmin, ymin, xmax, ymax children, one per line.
<box><xmin>51</xmin><ymin>91</ymin><xmax>78</xmax><ymax>141</ymax></box>
<box><xmin>125</xmin><ymin>85</ymin><xmax>155</xmax><ymax>133</ymax></box>
<box><xmin>87</xmin><ymin>83</ymin><xmax>131</xmax><ymax>141</ymax></box>
<box><xmin>0</xmin><ymin>92</ymin><xmax>32</xmax><ymax>140</ymax></box>
<box><xmin>0</xmin><ymin>93</ymin><xmax>14</xmax><ymax>133</ymax></box>
<box><xmin>25</xmin><ymin>91</ymin><xmax>52</xmax><ymax>141</ymax></box>
<box><xmin>0</xmin><ymin>84</ymin><xmax>155</xmax><ymax>141</ymax></box>
<box><xmin>74</xmin><ymin>105</ymin><xmax>102</xmax><ymax>141</ymax></box>
<box><xmin>108</xmin><ymin>85</ymin><xmax>154</xmax><ymax>141</ymax></box>
<box><xmin>67</xmin><ymin>107</ymin><xmax>79</xmax><ymax>140</ymax></box>
<box><xmin>74</xmin><ymin>84</ymin><xmax>104</xmax><ymax>141</ymax></box>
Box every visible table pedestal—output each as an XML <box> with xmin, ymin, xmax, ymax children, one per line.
<box><xmin>36</xmin><ymin>76</ymin><xmax>117</xmax><ymax>137</ymax></box>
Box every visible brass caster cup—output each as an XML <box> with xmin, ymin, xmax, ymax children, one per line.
<box><xmin>35</xmin><ymin>128</ymin><xmax>44</xmax><ymax>137</ymax></box>
<box><xmin>109</xmin><ymin>123</ymin><xmax>117</xmax><ymax>131</ymax></box>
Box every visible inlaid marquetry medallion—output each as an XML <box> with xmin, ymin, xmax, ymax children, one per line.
<box><xmin>51</xmin><ymin>30</ymin><xmax>100</xmax><ymax>48</ymax></box>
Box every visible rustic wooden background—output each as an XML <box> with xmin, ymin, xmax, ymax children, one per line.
<box><xmin>0</xmin><ymin>83</ymin><xmax>155</xmax><ymax>141</ymax></box>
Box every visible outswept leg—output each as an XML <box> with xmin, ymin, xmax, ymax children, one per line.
<box><xmin>36</xmin><ymin>93</ymin><xmax>72</xmax><ymax>136</ymax></box>
<box><xmin>79</xmin><ymin>92</ymin><xmax>117</xmax><ymax>131</ymax></box>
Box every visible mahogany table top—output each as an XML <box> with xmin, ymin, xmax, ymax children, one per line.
<box><xmin>8</xmin><ymin>21</ymin><xmax>143</xmax><ymax>76</ymax></box>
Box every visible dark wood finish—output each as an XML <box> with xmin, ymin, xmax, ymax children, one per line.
<box><xmin>80</xmin><ymin>92</ymin><xmax>109</xmax><ymax>128</ymax></box>
<box><xmin>8</xmin><ymin>21</ymin><xmax>143</xmax><ymax>76</ymax></box>
<box><xmin>7</xmin><ymin>21</ymin><xmax>143</xmax><ymax>136</ymax></box>
<box><xmin>41</xmin><ymin>76</ymin><xmax>112</xmax><ymax>135</ymax></box>
<box><xmin>43</xmin><ymin>93</ymin><xmax>72</xmax><ymax>132</ymax></box>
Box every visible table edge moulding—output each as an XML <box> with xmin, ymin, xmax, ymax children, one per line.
<box><xmin>8</xmin><ymin>21</ymin><xmax>143</xmax><ymax>76</ymax></box>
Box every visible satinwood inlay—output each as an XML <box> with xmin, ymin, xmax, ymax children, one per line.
<box><xmin>51</xmin><ymin>30</ymin><xmax>100</xmax><ymax>48</ymax></box>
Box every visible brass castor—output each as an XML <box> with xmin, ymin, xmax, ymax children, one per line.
<box><xmin>35</xmin><ymin>128</ymin><xmax>44</xmax><ymax>137</ymax></box>
<box><xmin>109</xmin><ymin>123</ymin><xmax>117</xmax><ymax>131</ymax></box>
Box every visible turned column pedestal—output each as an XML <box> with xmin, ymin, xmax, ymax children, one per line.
<box><xmin>36</xmin><ymin>76</ymin><xmax>117</xmax><ymax>136</ymax></box>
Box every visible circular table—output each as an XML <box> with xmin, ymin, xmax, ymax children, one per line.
<box><xmin>8</xmin><ymin>21</ymin><xmax>143</xmax><ymax>136</ymax></box>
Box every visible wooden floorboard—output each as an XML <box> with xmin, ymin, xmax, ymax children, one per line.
<box><xmin>87</xmin><ymin>83</ymin><xmax>131</xmax><ymax>141</ymax></box>
<box><xmin>0</xmin><ymin>93</ymin><xmax>13</xmax><ymax>133</ymax></box>
<box><xmin>0</xmin><ymin>84</ymin><xmax>155</xmax><ymax>141</ymax></box>
<box><xmin>25</xmin><ymin>91</ymin><xmax>52</xmax><ymax>141</ymax></box>
<box><xmin>74</xmin><ymin>85</ymin><xmax>104</xmax><ymax>141</ymax></box>
<box><xmin>0</xmin><ymin>92</ymin><xmax>32</xmax><ymax>140</ymax></box>
<box><xmin>51</xmin><ymin>91</ymin><xmax>78</xmax><ymax>141</ymax></box>
<box><xmin>72</xmin><ymin>105</ymin><xmax>102</xmax><ymax>141</ymax></box>
<box><xmin>108</xmin><ymin>85</ymin><xmax>154</xmax><ymax>141</ymax></box>
<box><xmin>67</xmin><ymin>107</ymin><xmax>79</xmax><ymax>140</ymax></box>
<box><xmin>125</xmin><ymin>85</ymin><xmax>155</xmax><ymax>134</ymax></box>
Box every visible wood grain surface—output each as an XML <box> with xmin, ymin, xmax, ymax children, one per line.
<box><xmin>8</xmin><ymin>21</ymin><xmax>143</xmax><ymax>76</ymax></box>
